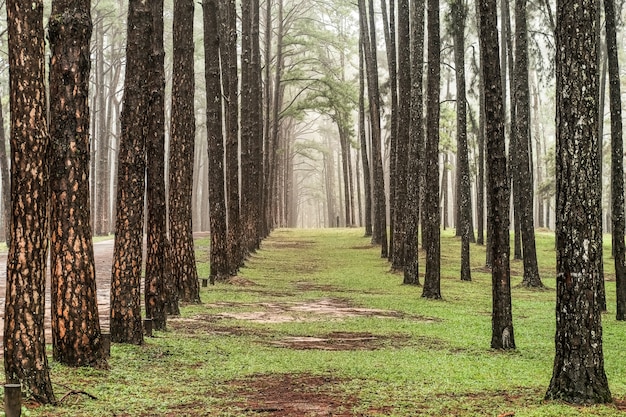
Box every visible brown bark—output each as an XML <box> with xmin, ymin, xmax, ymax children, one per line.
<box><xmin>4</xmin><ymin>0</ymin><xmax>55</xmax><ymax>403</ymax></box>
<box><xmin>48</xmin><ymin>0</ymin><xmax>106</xmax><ymax>368</ymax></box>
<box><xmin>546</xmin><ymin>0</ymin><xmax>611</xmax><ymax>401</ymax></box>
<box><xmin>145</xmin><ymin>0</ymin><xmax>168</xmax><ymax>330</ymax></box>
<box><xmin>170</xmin><ymin>0</ymin><xmax>200</xmax><ymax>304</ymax></box>
<box><xmin>110</xmin><ymin>0</ymin><xmax>151</xmax><ymax>345</ymax></box>
<box><xmin>478</xmin><ymin>0</ymin><xmax>515</xmax><ymax>350</ymax></box>
<box><xmin>203</xmin><ymin>0</ymin><xmax>229</xmax><ymax>282</ymax></box>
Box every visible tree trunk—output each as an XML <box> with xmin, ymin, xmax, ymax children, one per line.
<box><xmin>361</xmin><ymin>0</ymin><xmax>388</xmax><ymax>257</ymax></box>
<box><xmin>358</xmin><ymin>41</ymin><xmax>373</xmax><ymax>237</ymax></box>
<box><xmin>0</xmin><ymin>89</ymin><xmax>11</xmax><ymax>248</ymax></box>
<box><xmin>421</xmin><ymin>0</ymin><xmax>441</xmax><ymax>299</ymax></box>
<box><xmin>546</xmin><ymin>0</ymin><xmax>611</xmax><ymax>401</ymax></box>
<box><xmin>220</xmin><ymin>0</ymin><xmax>242</xmax><ymax>274</ymax></box>
<box><xmin>110</xmin><ymin>0</ymin><xmax>151</xmax><ymax>345</ymax></box>
<box><xmin>478</xmin><ymin>0</ymin><xmax>515</xmax><ymax>350</ymax></box>
<box><xmin>48</xmin><ymin>0</ymin><xmax>106</xmax><ymax>368</ymax></box>
<box><xmin>381</xmin><ymin>0</ymin><xmax>398</xmax><ymax>258</ymax></box>
<box><xmin>404</xmin><ymin>0</ymin><xmax>425</xmax><ymax>286</ymax></box>
<box><xmin>605</xmin><ymin>0</ymin><xmax>626</xmax><ymax>320</ymax></box>
<box><xmin>452</xmin><ymin>0</ymin><xmax>471</xmax><ymax>282</ymax></box>
<box><xmin>170</xmin><ymin>0</ymin><xmax>200</xmax><ymax>304</ymax></box>
<box><xmin>203</xmin><ymin>0</ymin><xmax>229</xmax><ymax>282</ymax></box>
<box><xmin>514</xmin><ymin>0</ymin><xmax>542</xmax><ymax>288</ymax></box>
<box><xmin>391</xmin><ymin>0</ymin><xmax>410</xmax><ymax>270</ymax></box>
<box><xmin>144</xmin><ymin>0</ymin><xmax>168</xmax><ymax>330</ymax></box>
<box><xmin>95</xmin><ymin>14</ymin><xmax>110</xmax><ymax>237</ymax></box>
<box><xmin>4</xmin><ymin>0</ymin><xmax>56</xmax><ymax>403</ymax></box>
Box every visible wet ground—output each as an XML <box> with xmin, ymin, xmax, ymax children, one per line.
<box><xmin>0</xmin><ymin>239</ymin><xmax>115</xmax><ymax>353</ymax></box>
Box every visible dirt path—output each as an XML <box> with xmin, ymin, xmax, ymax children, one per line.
<box><xmin>0</xmin><ymin>239</ymin><xmax>114</xmax><ymax>353</ymax></box>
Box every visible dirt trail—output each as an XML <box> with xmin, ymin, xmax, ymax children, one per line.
<box><xmin>0</xmin><ymin>239</ymin><xmax>114</xmax><ymax>353</ymax></box>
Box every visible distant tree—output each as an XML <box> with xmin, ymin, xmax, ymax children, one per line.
<box><xmin>110</xmin><ymin>0</ymin><xmax>151</xmax><ymax>345</ymax></box>
<box><xmin>170</xmin><ymin>0</ymin><xmax>200</xmax><ymax>304</ymax></box>
<box><xmin>357</xmin><ymin>42</ymin><xmax>373</xmax><ymax>237</ymax></box>
<box><xmin>203</xmin><ymin>0</ymin><xmax>229</xmax><ymax>282</ymax></box>
<box><xmin>4</xmin><ymin>0</ymin><xmax>55</xmax><ymax>402</ymax></box>
<box><xmin>381</xmin><ymin>0</ymin><xmax>398</xmax><ymax>259</ymax></box>
<box><xmin>514</xmin><ymin>0</ymin><xmax>542</xmax><ymax>288</ymax></box>
<box><xmin>359</xmin><ymin>0</ymin><xmax>388</xmax><ymax>257</ymax></box>
<box><xmin>403</xmin><ymin>0</ymin><xmax>425</xmax><ymax>286</ymax></box>
<box><xmin>0</xmin><ymin>94</ymin><xmax>10</xmax><ymax>248</ymax></box>
<box><xmin>478</xmin><ymin>0</ymin><xmax>515</xmax><ymax>349</ymax></box>
<box><xmin>422</xmin><ymin>0</ymin><xmax>441</xmax><ymax>299</ymax></box>
<box><xmin>605</xmin><ymin>0</ymin><xmax>626</xmax><ymax>320</ymax></box>
<box><xmin>451</xmin><ymin>0</ymin><xmax>471</xmax><ymax>282</ymax></box>
<box><xmin>545</xmin><ymin>0</ymin><xmax>611</xmax><ymax>401</ymax></box>
<box><xmin>48</xmin><ymin>0</ymin><xmax>106</xmax><ymax>367</ymax></box>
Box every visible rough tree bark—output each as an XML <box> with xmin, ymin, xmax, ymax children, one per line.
<box><xmin>170</xmin><ymin>0</ymin><xmax>200</xmax><ymax>304</ymax></box>
<box><xmin>110</xmin><ymin>0</ymin><xmax>151</xmax><ymax>345</ymax></box>
<box><xmin>451</xmin><ymin>0</ymin><xmax>471</xmax><ymax>282</ymax></box>
<box><xmin>203</xmin><ymin>0</ymin><xmax>229</xmax><ymax>282</ymax></box>
<box><xmin>4</xmin><ymin>0</ymin><xmax>56</xmax><ymax>403</ymax></box>
<box><xmin>358</xmin><ymin>42</ymin><xmax>373</xmax><ymax>237</ymax></box>
<box><xmin>421</xmin><ymin>0</ymin><xmax>441</xmax><ymax>299</ymax></box>
<box><xmin>478</xmin><ymin>0</ymin><xmax>515</xmax><ymax>350</ymax></box>
<box><xmin>145</xmin><ymin>0</ymin><xmax>168</xmax><ymax>330</ymax></box>
<box><xmin>48</xmin><ymin>0</ymin><xmax>106</xmax><ymax>368</ymax></box>
<box><xmin>545</xmin><ymin>0</ymin><xmax>612</xmax><ymax>402</ymax></box>
<box><xmin>403</xmin><ymin>0</ymin><xmax>425</xmax><ymax>286</ymax></box>
<box><xmin>514</xmin><ymin>0</ymin><xmax>542</xmax><ymax>288</ymax></box>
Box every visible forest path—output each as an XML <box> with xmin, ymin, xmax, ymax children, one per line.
<box><xmin>0</xmin><ymin>239</ymin><xmax>114</xmax><ymax>355</ymax></box>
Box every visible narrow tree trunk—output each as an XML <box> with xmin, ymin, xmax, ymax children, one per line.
<box><xmin>422</xmin><ymin>0</ymin><xmax>441</xmax><ymax>299</ymax></box>
<box><xmin>0</xmin><ymin>90</ymin><xmax>10</xmax><ymax>248</ymax></box>
<box><xmin>404</xmin><ymin>0</ymin><xmax>425</xmax><ymax>286</ymax></box>
<box><xmin>514</xmin><ymin>0</ymin><xmax>542</xmax><ymax>288</ymax></box>
<box><xmin>452</xmin><ymin>0</ymin><xmax>471</xmax><ymax>282</ymax></box>
<box><xmin>358</xmin><ymin>41</ymin><xmax>373</xmax><ymax>237</ymax></box>
<box><xmin>604</xmin><ymin>0</ymin><xmax>626</xmax><ymax>320</ymax></box>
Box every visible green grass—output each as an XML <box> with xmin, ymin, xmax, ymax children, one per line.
<box><xmin>18</xmin><ymin>228</ymin><xmax>626</xmax><ymax>416</ymax></box>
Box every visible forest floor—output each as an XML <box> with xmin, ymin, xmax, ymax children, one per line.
<box><xmin>3</xmin><ymin>228</ymin><xmax>626</xmax><ymax>416</ymax></box>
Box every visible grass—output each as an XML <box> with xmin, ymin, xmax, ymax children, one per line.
<box><xmin>18</xmin><ymin>228</ymin><xmax>626</xmax><ymax>416</ymax></box>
